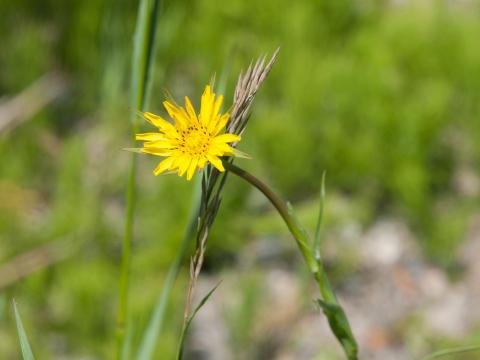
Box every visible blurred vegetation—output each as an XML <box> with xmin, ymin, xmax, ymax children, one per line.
<box><xmin>1</xmin><ymin>0</ymin><xmax>480</xmax><ymax>358</ymax></box>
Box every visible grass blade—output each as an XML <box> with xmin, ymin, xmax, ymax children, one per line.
<box><xmin>136</xmin><ymin>178</ymin><xmax>201</xmax><ymax>360</ymax></box>
<box><xmin>130</xmin><ymin>0</ymin><xmax>162</xmax><ymax>115</ymax></box>
<box><xmin>12</xmin><ymin>300</ymin><xmax>35</xmax><ymax>360</ymax></box>
<box><xmin>313</xmin><ymin>171</ymin><xmax>326</xmax><ymax>261</ymax></box>
<box><xmin>121</xmin><ymin>321</ymin><xmax>135</xmax><ymax>360</ymax></box>
<box><xmin>420</xmin><ymin>345</ymin><xmax>480</xmax><ymax>360</ymax></box>
<box><xmin>176</xmin><ymin>282</ymin><xmax>222</xmax><ymax>360</ymax></box>
<box><xmin>116</xmin><ymin>0</ymin><xmax>162</xmax><ymax>358</ymax></box>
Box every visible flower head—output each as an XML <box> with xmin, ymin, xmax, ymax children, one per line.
<box><xmin>135</xmin><ymin>85</ymin><xmax>247</xmax><ymax>180</ymax></box>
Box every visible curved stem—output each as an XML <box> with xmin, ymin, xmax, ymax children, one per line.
<box><xmin>224</xmin><ymin>162</ymin><xmax>329</xmax><ymax>299</ymax></box>
<box><xmin>224</xmin><ymin>161</ymin><xmax>358</xmax><ymax>360</ymax></box>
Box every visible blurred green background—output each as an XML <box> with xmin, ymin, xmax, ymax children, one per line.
<box><xmin>1</xmin><ymin>0</ymin><xmax>480</xmax><ymax>359</ymax></box>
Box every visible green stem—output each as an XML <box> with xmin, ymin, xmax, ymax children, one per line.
<box><xmin>223</xmin><ymin>162</ymin><xmax>330</xmax><ymax>300</ymax></box>
<box><xmin>224</xmin><ymin>161</ymin><xmax>358</xmax><ymax>360</ymax></box>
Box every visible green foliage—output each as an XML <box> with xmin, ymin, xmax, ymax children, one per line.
<box><xmin>13</xmin><ymin>300</ymin><xmax>35</xmax><ymax>360</ymax></box>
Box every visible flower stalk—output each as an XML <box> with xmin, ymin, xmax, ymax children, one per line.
<box><xmin>223</xmin><ymin>160</ymin><xmax>358</xmax><ymax>360</ymax></box>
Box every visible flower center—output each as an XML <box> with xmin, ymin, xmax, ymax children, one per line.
<box><xmin>179</xmin><ymin>125</ymin><xmax>211</xmax><ymax>156</ymax></box>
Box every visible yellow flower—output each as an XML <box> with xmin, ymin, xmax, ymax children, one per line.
<box><xmin>135</xmin><ymin>85</ymin><xmax>246</xmax><ymax>180</ymax></box>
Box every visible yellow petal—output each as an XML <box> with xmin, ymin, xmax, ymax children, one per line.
<box><xmin>213</xmin><ymin>113</ymin><xmax>230</xmax><ymax>135</ymax></box>
<box><xmin>200</xmin><ymin>85</ymin><xmax>215</xmax><ymax>125</ymax></box>
<box><xmin>143</xmin><ymin>112</ymin><xmax>176</xmax><ymax>132</ymax></box>
<box><xmin>143</xmin><ymin>140</ymin><xmax>174</xmax><ymax>149</ymax></box>
<box><xmin>163</xmin><ymin>101</ymin><xmax>189</xmax><ymax>128</ymax></box>
<box><xmin>198</xmin><ymin>157</ymin><xmax>207</xmax><ymax>169</ymax></box>
<box><xmin>141</xmin><ymin>148</ymin><xmax>172</xmax><ymax>156</ymax></box>
<box><xmin>206</xmin><ymin>154</ymin><xmax>224</xmax><ymax>172</ymax></box>
<box><xmin>184</xmin><ymin>96</ymin><xmax>198</xmax><ymax>122</ymax></box>
<box><xmin>207</xmin><ymin>116</ymin><xmax>217</xmax><ymax>133</ymax></box>
<box><xmin>135</xmin><ymin>132</ymin><xmax>167</xmax><ymax>141</ymax></box>
<box><xmin>212</xmin><ymin>95</ymin><xmax>223</xmax><ymax>118</ymax></box>
<box><xmin>213</xmin><ymin>133</ymin><xmax>241</xmax><ymax>144</ymax></box>
<box><xmin>178</xmin><ymin>156</ymin><xmax>191</xmax><ymax>177</ymax></box>
<box><xmin>170</xmin><ymin>155</ymin><xmax>184</xmax><ymax>170</ymax></box>
<box><xmin>210</xmin><ymin>143</ymin><xmax>234</xmax><ymax>156</ymax></box>
<box><xmin>186</xmin><ymin>157</ymin><xmax>199</xmax><ymax>180</ymax></box>
<box><xmin>153</xmin><ymin>156</ymin><xmax>175</xmax><ymax>176</ymax></box>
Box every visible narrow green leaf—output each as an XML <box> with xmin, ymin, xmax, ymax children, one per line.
<box><xmin>419</xmin><ymin>345</ymin><xmax>480</xmax><ymax>360</ymax></box>
<box><xmin>116</xmin><ymin>0</ymin><xmax>162</xmax><ymax>356</ymax></box>
<box><xmin>121</xmin><ymin>322</ymin><xmax>135</xmax><ymax>360</ymax></box>
<box><xmin>12</xmin><ymin>300</ymin><xmax>35</xmax><ymax>360</ymax></box>
<box><xmin>313</xmin><ymin>171</ymin><xmax>326</xmax><ymax>261</ymax></box>
<box><xmin>130</xmin><ymin>0</ymin><xmax>162</xmax><ymax>115</ymax></box>
<box><xmin>176</xmin><ymin>282</ymin><xmax>222</xmax><ymax>360</ymax></box>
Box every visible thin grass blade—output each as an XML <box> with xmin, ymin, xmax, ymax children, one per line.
<box><xmin>116</xmin><ymin>0</ymin><xmax>162</xmax><ymax>357</ymax></box>
<box><xmin>130</xmin><ymin>0</ymin><xmax>162</xmax><ymax>117</ymax></box>
<box><xmin>121</xmin><ymin>322</ymin><xmax>135</xmax><ymax>360</ymax></box>
<box><xmin>313</xmin><ymin>171</ymin><xmax>326</xmax><ymax>261</ymax></box>
<box><xmin>12</xmin><ymin>300</ymin><xmax>35</xmax><ymax>360</ymax></box>
<box><xmin>176</xmin><ymin>282</ymin><xmax>222</xmax><ymax>360</ymax></box>
<box><xmin>420</xmin><ymin>345</ymin><xmax>480</xmax><ymax>360</ymax></box>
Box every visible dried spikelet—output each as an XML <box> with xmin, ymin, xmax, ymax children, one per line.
<box><xmin>184</xmin><ymin>49</ymin><xmax>280</xmax><ymax>321</ymax></box>
<box><xmin>228</xmin><ymin>47</ymin><xmax>280</xmax><ymax>136</ymax></box>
